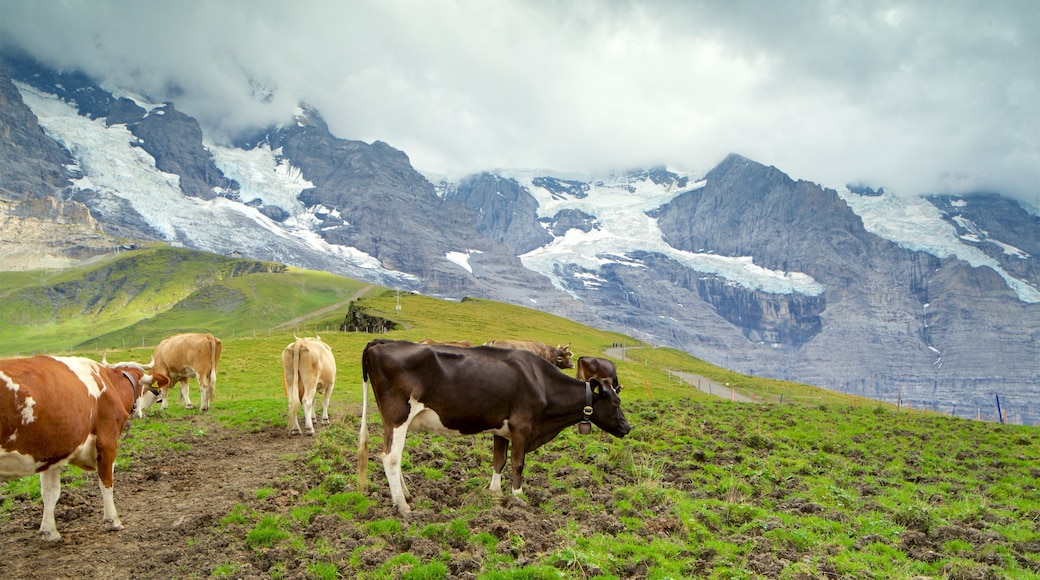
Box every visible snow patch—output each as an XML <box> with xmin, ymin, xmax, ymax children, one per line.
<box><xmin>839</xmin><ymin>188</ymin><xmax>1040</xmax><ymax>303</ymax></box>
<box><xmin>511</xmin><ymin>171</ymin><xmax>826</xmax><ymax>297</ymax></box>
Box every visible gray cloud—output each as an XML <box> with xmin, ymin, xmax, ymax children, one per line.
<box><xmin>1</xmin><ymin>0</ymin><xmax>1036</xmax><ymax>201</ymax></box>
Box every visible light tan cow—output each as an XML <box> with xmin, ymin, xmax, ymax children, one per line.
<box><xmin>484</xmin><ymin>340</ymin><xmax>574</xmax><ymax>369</ymax></box>
<box><xmin>1</xmin><ymin>356</ymin><xmax>169</xmax><ymax>541</ymax></box>
<box><xmin>139</xmin><ymin>332</ymin><xmax>222</xmax><ymax>414</ymax></box>
<box><xmin>282</xmin><ymin>335</ymin><xmax>336</xmax><ymax>435</ymax></box>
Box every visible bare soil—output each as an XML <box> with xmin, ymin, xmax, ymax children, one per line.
<box><xmin>0</xmin><ymin>422</ymin><xmax>314</xmax><ymax>579</ymax></box>
<box><xmin>0</xmin><ymin>418</ymin><xmax>576</xmax><ymax>580</ymax></box>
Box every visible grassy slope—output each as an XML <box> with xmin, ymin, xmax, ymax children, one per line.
<box><xmin>1</xmin><ymin>248</ymin><xmax>1037</xmax><ymax>579</ymax></box>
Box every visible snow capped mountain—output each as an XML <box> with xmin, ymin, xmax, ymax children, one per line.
<box><xmin>3</xmin><ymin>55</ymin><xmax>1038</xmax><ymax>424</ymax></box>
<box><xmin>16</xmin><ymin>81</ymin><xmax>417</xmax><ymax>287</ymax></box>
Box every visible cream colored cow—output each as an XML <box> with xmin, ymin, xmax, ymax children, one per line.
<box><xmin>282</xmin><ymin>335</ymin><xmax>336</xmax><ymax>435</ymax></box>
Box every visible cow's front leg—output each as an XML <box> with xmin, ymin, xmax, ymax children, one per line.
<box><xmin>509</xmin><ymin>435</ymin><xmax>528</xmax><ymax>502</ymax></box>
<box><xmin>38</xmin><ymin>467</ymin><xmax>63</xmax><ymax>542</ymax></box>
<box><xmin>490</xmin><ymin>435</ymin><xmax>508</xmax><ymax>495</ymax></box>
<box><xmin>97</xmin><ymin>445</ymin><xmax>123</xmax><ymax>531</ymax></box>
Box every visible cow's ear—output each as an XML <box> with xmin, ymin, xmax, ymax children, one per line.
<box><xmin>589</xmin><ymin>378</ymin><xmax>603</xmax><ymax>396</ymax></box>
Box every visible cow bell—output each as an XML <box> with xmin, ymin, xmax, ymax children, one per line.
<box><xmin>578</xmin><ymin>421</ymin><xmax>592</xmax><ymax>435</ymax></box>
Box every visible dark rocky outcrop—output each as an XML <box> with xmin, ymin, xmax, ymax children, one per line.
<box><xmin>339</xmin><ymin>301</ymin><xmax>398</xmax><ymax>333</ymax></box>
<box><xmin>444</xmin><ymin>172</ymin><xmax>552</xmax><ymax>254</ymax></box>
<box><xmin>0</xmin><ymin>60</ymin><xmax>73</xmax><ymax>200</ymax></box>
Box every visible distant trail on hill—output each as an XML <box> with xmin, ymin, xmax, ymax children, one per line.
<box><xmin>605</xmin><ymin>346</ymin><xmax>754</xmax><ymax>403</ymax></box>
<box><xmin>272</xmin><ymin>284</ymin><xmax>375</xmax><ymax>333</ymax></box>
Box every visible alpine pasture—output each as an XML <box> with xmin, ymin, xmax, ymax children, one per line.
<box><xmin>1</xmin><ymin>247</ymin><xmax>1037</xmax><ymax>579</ymax></box>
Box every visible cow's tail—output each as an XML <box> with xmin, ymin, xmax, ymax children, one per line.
<box><xmin>293</xmin><ymin>342</ymin><xmax>305</xmax><ymax>402</ymax></box>
<box><xmin>357</xmin><ymin>343</ymin><xmax>372</xmax><ymax>494</ymax></box>
<box><xmin>208</xmin><ymin>338</ymin><xmax>222</xmax><ymax>399</ymax></box>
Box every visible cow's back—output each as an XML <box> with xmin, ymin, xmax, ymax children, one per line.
<box><xmin>153</xmin><ymin>333</ymin><xmax>221</xmax><ymax>375</ymax></box>
<box><xmin>0</xmin><ymin>357</ymin><xmax>105</xmax><ymax>477</ymax></box>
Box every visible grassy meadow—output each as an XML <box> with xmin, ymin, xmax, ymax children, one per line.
<box><xmin>1</xmin><ymin>247</ymin><xmax>1038</xmax><ymax>579</ymax></box>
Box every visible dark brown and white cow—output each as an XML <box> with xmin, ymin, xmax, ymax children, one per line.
<box><xmin>281</xmin><ymin>335</ymin><xmax>336</xmax><ymax>436</ymax></box>
<box><xmin>0</xmin><ymin>356</ymin><xmax>169</xmax><ymax>541</ymax></box>
<box><xmin>139</xmin><ymin>332</ymin><xmax>222</xmax><ymax>414</ymax></box>
<box><xmin>357</xmin><ymin>339</ymin><xmax>630</xmax><ymax>515</ymax></box>
<box><xmin>576</xmin><ymin>356</ymin><xmax>623</xmax><ymax>392</ymax></box>
<box><xmin>483</xmin><ymin>339</ymin><xmax>574</xmax><ymax>369</ymax></box>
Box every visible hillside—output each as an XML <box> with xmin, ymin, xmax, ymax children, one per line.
<box><xmin>0</xmin><ymin>252</ymin><xmax>1036</xmax><ymax>578</ymax></box>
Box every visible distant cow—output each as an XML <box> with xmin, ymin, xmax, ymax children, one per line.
<box><xmin>576</xmin><ymin>356</ymin><xmax>622</xmax><ymax>392</ymax></box>
<box><xmin>0</xmin><ymin>356</ymin><xmax>169</xmax><ymax>541</ymax></box>
<box><xmin>419</xmin><ymin>339</ymin><xmax>474</xmax><ymax>347</ymax></box>
<box><xmin>357</xmin><ymin>339</ymin><xmax>630</xmax><ymax>515</ymax></box>
<box><xmin>140</xmin><ymin>332</ymin><xmax>222</xmax><ymax>414</ymax></box>
<box><xmin>484</xmin><ymin>339</ymin><xmax>574</xmax><ymax>369</ymax></box>
<box><xmin>281</xmin><ymin>335</ymin><xmax>336</xmax><ymax>436</ymax></box>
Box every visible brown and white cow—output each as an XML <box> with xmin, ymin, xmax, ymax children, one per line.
<box><xmin>0</xmin><ymin>356</ymin><xmax>169</xmax><ymax>541</ymax></box>
<box><xmin>483</xmin><ymin>339</ymin><xmax>574</xmax><ymax>369</ymax></box>
<box><xmin>357</xmin><ymin>339</ymin><xmax>630</xmax><ymax>515</ymax></box>
<box><xmin>139</xmin><ymin>332</ymin><xmax>222</xmax><ymax>414</ymax></box>
<box><xmin>281</xmin><ymin>335</ymin><xmax>336</xmax><ymax>436</ymax></box>
<box><xmin>576</xmin><ymin>356</ymin><xmax>623</xmax><ymax>392</ymax></box>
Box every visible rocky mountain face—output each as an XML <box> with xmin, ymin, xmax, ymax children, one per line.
<box><xmin>2</xmin><ymin>53</ymin><xmax>1037</xmax><ymax>422</ymax></box>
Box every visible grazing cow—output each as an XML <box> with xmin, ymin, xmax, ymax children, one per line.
<box><xmin>357</xmin><ymin>339</ymin><xmax>630</xmax><ymax>515</ymax></box>
<box><xmin>484</xmin><ymin>339</ymin><xmax>574</xmax><ymax>369</ymax></box>
<box><xmin>281</xmin><ymin>335</ymin><xmax>336</xmax><ymax>436</ymax></box>
<box><xmin>140</xmin><ymin>332</ymin><xmax>222</xmax><ymax>414</ymax></box>
<box><xmin>0</xmin><ymin>356</ymin><xmax>169</xmax><ymax>541</ymax></box>
<box><xmin>419</xmin><ymin>339</ymin><xmax>474</xmax><ymax>347</ymax></box>
<box><xmin>576</xmin><ymin>356</ymin><xmax>623</xmax><ymax>392</ymax></box>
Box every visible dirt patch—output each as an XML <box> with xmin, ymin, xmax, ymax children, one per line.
<box><xmin>0</xmin><ymin>418</ymin><xmax>578</xmax><ymax>579</ymax></box>
<box><xmin>0</xmin><ymin>422</ymin><xmax>312</xmax><ymax>579</ymax></box>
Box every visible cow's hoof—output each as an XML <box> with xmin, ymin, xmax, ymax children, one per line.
<box><xmin>39</xmin><ymin>530</ymin><xmax>61</xmax><ymax>542</ymax></box>
<box><xmin>104</xmin><ymin>519</ymin><xmax>124</xmax><ymax>532</ymax></box>
<box><xmin>321</xmin><ymin>418</ymin><xmax>331</xmax><ymax>425</ymax></box>
<box><xmin>306</xmin><ymin>430</ymin><xmax>315</xmax><ymax>436</ymax></box>
<box><xmin>185</xmin><ymin>403</ymin><xmax>194</xmax><ymax>409</ymax></box>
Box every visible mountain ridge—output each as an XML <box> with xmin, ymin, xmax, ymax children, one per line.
<box><xmin>1</xmin><ymin>54</ymin><xmax>1036</xmax><ymax>422</ymax></box>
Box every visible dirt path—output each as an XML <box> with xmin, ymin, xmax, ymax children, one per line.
<box><xmin>0</xmin><ymin>418</ymin><xmax>314</xmax><ymax>580</ymax></box>
<box><xmin>271</xmin><ymin>284</ymin><xmax>375</xmax><ymax>333</ymax></box>
<box><xmin>605</xmin><ymin>346</ymin><xmax>754</xmax><ymax>403</ymax></box>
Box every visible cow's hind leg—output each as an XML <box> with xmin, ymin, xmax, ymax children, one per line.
<box><xmin>38</xmin><ymin>467</ymin><xmax>63</xmax><ymax>542</ymax></box>
<box><xmin>319</xmin><ymin>384</ymin><xmax>334</xmax><ymax>426</ymax></box>
<box><xmin>199</xmin><ymin>377</ymin><xmax>215</xmax><ymax>412</ymax></box>
<box><xmin>382</xmin><ymin>423</ymin><xmax>413</xmax><ymax>515</ymax></box>
<box><xmin>179</xmin><ymin>378</ymin><xmax>193</xmax><ymax>409</ymax></box>
<box><xmin>302</xmin><ymin>392</ymin><xmax>317</xmax><ymax>436</ymax></box>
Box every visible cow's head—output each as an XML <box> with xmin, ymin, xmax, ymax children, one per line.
<box><xmin>587</xmin><ymin>377</ymin><xmax>630</xmax><ymax>438</ymax></box>
<box><xmin>134</xmin><ymin>373</ymin><xmax>170</xmax><ymax>416</ymax></box>
<box><xmin>555</xmin><ymin>343</ymin><xmax>574</xmax><ymax>369</ymax></box>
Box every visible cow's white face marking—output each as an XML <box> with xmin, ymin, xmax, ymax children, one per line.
<box><xmin>54</xmin><ymin>356</ymin><xmax>103</xmax><ymax>398</ymax></box>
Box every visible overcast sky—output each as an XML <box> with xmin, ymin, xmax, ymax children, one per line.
<box><xmin>2</xmin><ymin>0</ymin><xmax>1037</xmax><ymax>202</ymax></box>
